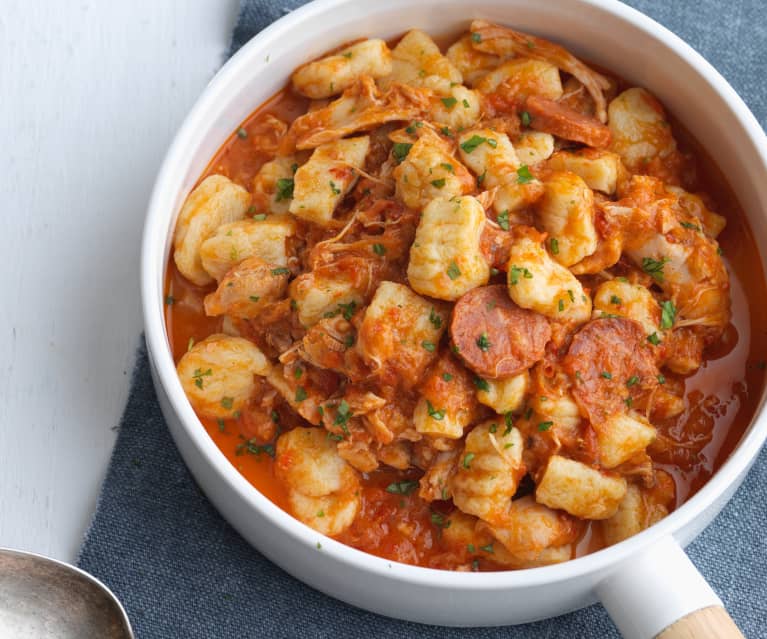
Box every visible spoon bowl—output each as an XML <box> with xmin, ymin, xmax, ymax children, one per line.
<box><xmin>0</xmin><ymin>548</ymin><xmax>133</xmax><ymax>639</ymax></box>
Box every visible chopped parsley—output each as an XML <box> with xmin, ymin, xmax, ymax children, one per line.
<box><xmin>441</xmin><ymin>96</ymin><xmax>458</xmax><ymax>109</ymax></box>
<box><xmin>489</xmin><ymin>423</ymin><xmax>498</xmax><ymax>433</ymax></box>
<box><xmin>504</xmin><ymin>412</ymin><xmax>514</xmax><ymax>435</ymax></box>
<box><xmin>459</xmin><ymin>135</ymin><xmax>487</xmax><ymax>153</ymax></box>
<box><xmin>294</xmin><ymin>386</ymin><xmax>307</xmax><ymax>402</ymax></box>
<box><xmin>647</xmin><ymin>332</ymin><xmax>661</xmax><ymax>345</ymax></box>
<box><xmin>516</xmin><ymin>165</ymin><xmax>534</xmax><ymax>184</ymax></box>
<box><xmin>338</xmin><ymin>300</ymin><xmax>357</xmax><ymax>321</ymax></box>
<box><xmin>442</xmin><ymin>372</ymin><xmax>454</xmax><ymax>382</ymax></box>
<box><xmin>344</xmin><ymin>335</ymin><xmax>355</xmax><ymax>348</ymax></box>
<box><xmin>421</xmin><ymin>340</ymin><xmax>436</xmax><ymax>353</ymax></box>
<box><xmin>479</xmin><ymin>543</ymin><xmax>494</xmax><ymax>554</ymax></box>
<box><xmin>430</xmin><ymin>511</ymin><xmax>451</xmax><ymax>529</ymax></box>
<box><xmin>252</xmin><ymin>213</ymin><xmax>267</xmax><ymax>221</ymax></box>
<box><xmin>192</xmin><ymin>368</ymin><xmax>212</xmax><ymax>389</ymax></box>
<box><xmin>476</xmin><ymin>170</ymin><xmax>487</xmax><ymax>186</ymax></box>
<box><xmin>660</xmin><ymin>300</ymin><xmax>677</xmax><ymax>329</ymax></box>
<box><xmin>333</xmin><ymin>400</ymin><xmax>351</xmax><ymax>434</ymax></box>
<box><xmin>220</xmin><ymin>397</ymin><xmax>234</xmax><ymax>410</ymax></box>
<box><xmin>476</xmin><ymin>333</ymin><xmax>491</xmax><ymax>351</ymax></box>
<box><xmin>520</xmin><ymin>111</ymin><xmax>532</xmax><ymax>127</ymax></box>
<box><xmin>657</xmin><ymin>374</ymin><xmax>666</xmax><ymax>385</ymax></box>
<box><xmin>601</xmin><ymin>371</ymin><xmax>612</xmax><ymax>379</ymax></box>
<box><xmin>462</xmin><ymin>452</ymin><xmax>475</xmax><ymax>469</ymax></box>
<box><xmin>429</xmin><ymin>308</ymin><xmax>443</xmax><ymax>328</ymax></box>
<box><xmin>680</xmin><ymin>221</ymin><xmax>701</xmax><ymax>231</ymax></box>
<box><xmin>610</xmin><ymin>295</ymin><xmax>622</xmax><ymax>305</ymax></box>
<box><xmin>624</xmin><ymin>396</ymin><xmax>633</xmax><ymax>408</ymax></box>
<box><xmin>249</xmin><ymin>295</ymin><xmax>260</xmax><ymax>303</ymax></box>
<box><xmin>642</xmin><ymin>256</ymin><xmax>669</xmax><ymax>282</ymax></box>
<box><xmin>447</xmin><ymin>261</ymin><xmax>461</xmax><ymax>280</ymax></box>
<box><xmin>294</xmin><ymin>366</ymin><xmax>303</xmax><ymax>379</ymax></box>
<box><xmin>538</xmin><ymin>421</ymin><xmax>553</xmax><ymax>432</ymax></box>
<box><xmin>497</xmin><ymin>209</ymin><xmax>510</xmax><ymax>231</ymax></box>
<box><xmin>550</xmin><ymin>238</ymin><xmax>559</xmax><ymax>255</ymax></box>
<box><xmin>509</xmin><ymin>265</ymin><xmax>533</xmax><ymax>285</ymax></box>
<box><xmin>462</xmin><ymin>98</ymin><xmax>470</xmax><ymax>108</ymax></box>
<box><xmin>164</xmin><ymin>295</ymin><xmax>175</xmax><ymax>306</ymax></box>
<box><xmin>236</xmin><ymin>127</ymin><xmax>247</xmax><ymax>139</ymax></box>
<box><xmin>558</xmin><ymin>299</ymin><xmax>565</xmax><ymax>312</ymax></box>
<box><xmin>473</xmin><ymin>377</ymin><xmax>490</xmax><ymax>392</ymax></box>
<box><xmin>372</xmin><ymin>243</ymin><xmax>386</xmax><ymax>256</ymax></box>
<box><xmin>329</xmin><ymin>180</ymin><xmax>341</xmax><ymax>195</ymax></box>
<box><xmin>386</xmin><ymin>480</ymin><xmax>419</xmax><ymax>495</ymax></box>
<box><xmin>441</xmin><ymin>162</ymin><xmax>454</xmax><ymax>173</ymax></box>
<box><xmin>275</xmin><ymin>177</ymin><xmax>294</xmax><ymax>201</ymax></box>
<box><xmin>467</xmin><ymin>543</ymin><xmax>476</xmax><ymax>553</ymax></box>
<box><xmin>431</xmin><ymin>178</ymin><xmax>446</xmax><ymax>188</ymax></box>
<box><xmin>440</xmin><ymin>126</ymin><xmax>453</xmax><ymax>137</ymax></box>
<box><xmin>271</xmin><ymin>267</ymin><xmax>290</xmax><ymax>276</ymax></box>
<box><xmin>471</xmin><ymin>32</ymin><xmax>482</xmax><ymax>43</ymax></box>
<box><xmin>626</xmin><ymin>375</ymin><xmax>640</xmax><ymax>387</ymax></box>
<box><xmin>342</xmin><ymin>51</ymin><xmax>353</xmax><ymax>59</ymax></box>
<box><xmin>426</xmin><ymin>400</ymin><xmax>445</xmax><ymax>421</ymax></box>
<box><xmin>392</xmin><ymin>142</ymin><xmax>413</xmax><ymax>163</ymax></box>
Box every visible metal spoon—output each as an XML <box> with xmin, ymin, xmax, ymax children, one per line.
<box><xmin>0</xmin><ymin>548</ymin><xmax>133</xmax><ymax>638</ymax></box>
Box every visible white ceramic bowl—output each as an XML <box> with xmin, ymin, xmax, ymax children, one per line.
<box><xmin>141</xmin><ymin>1</ymin><xmax>767</xmax><ymax>637</ymax></box>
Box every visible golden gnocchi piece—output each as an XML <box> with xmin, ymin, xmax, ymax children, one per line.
<box><xmin>251</xmin><ymin>156</ymin><xmax>299</xmax><ymax>216</ymax></box>
<box><xmin>529</xmin><ymin>390</ymin><xmax>581</xmax><ymax>431</ymax></box>
<box><xmin>275</xmin><ymin>427</ymin><xmax>359</xmax><ymax>497</ymax></box>
<box><xmin>414</xmin><ymin>353</ymin><xmax>479</xmax><ymax>440</ymax></box>
<box><xmin>445</xmin><ymin>34</ymin><xmax>501</xmax><ymax>86</ymax></box>
<box><xmin>276</xmin><ymin>427</ymin><xmax>360</xmax><ymax>535</ymax></box>
<box><xmin>393</xmin><ymin>134</ymin><xmax>474</xmax><ymax>209</ymax></box>
<box><xmin>176</xmin><ymin>334</ymin><xmax>270</xmax><ymax>419</ymax></box>
<box><xmin>600</xmin><ymin>472</ymin><xmax>675</xmax><ymax>545</ymax></box>
<box><xmin>546</xmin><ymin>149</ymin><xmax>623</xmax><ymax>194</ymax></box>
<box><xmin>457</xmin><ymin>128</ymin><xmax>519</xmax><ymax>189</ymax></box>
<box><xmin>535</xmin><ymin>171</ymin><xmax>598</xmax><ymax>267</ymax></box>
<box><xmin>379</xmin><ymin>29</ymin><xmax>462</xmax><ymax>94</ymax></box>
<box><xmin>449</xmin><ymin>421</ymin><xmax>525</xmax><ymax>525</ymax></box>
<box><xmin>429</xmin><ymin>85</ymin><xmax>481</xmax><ymax>129</ymax></box>
<box><xmin>596</xmin><ymin>411</ymin><xmax>657</xmax><ymax>469</ymax></box>
<box><xmin>407</xmin><ymin>196</ymin><xmax>490</xmax><ymax>301</ymax></box>
<box><xmin>592</xmin><ymin>279</ymin><xmax>661</xmax><ymax>335</ymax></box>
<box><xmin>289</xmin><ymin>269</ymin><xmax>366</xmax><ymax>328</ymax></box>
<box><xmin>475</xmin><ymin>58</ymin><xmax>563</xmax><ymax>101</ymax></box>
<box><xmin>204</xmin><ymin>256</ymin><xmax>289</xmax><ymax>319</ymax></box>
<box><xmin>506</xmin><ymin>227</ymin><xmax>591</xmax><ymax>323</ymax></box>
<box><xmin>291</xmin><ymin>39</ymin><xmax>392</xmax><ymax>99</ymax></box>
<box><xmin>514</xmin><ymin>132</ymin><xmax>555</xmax><ymax>165</ymax></box>
<box><xmin>290</xmin><ymin>136</ymin><xmax>370</xmax><ymax>225</ymax></box>
<box><xmin>475</xmin><ymin>372</ymin><xmax>530</xmax><ymax>414</ymax></box>
<box><xmin>608</xmin><ymin>87</ymin><xmax>677</xmax><ymax>173</ymax></box>
<box><xmin>479</xmin><ymin>496</ymin><xmax>580</xmax><ymax>567</ymax></box>
<box><xmin>494</xmin><ymin>180</ymin><xmax>546</xmax><ymax>216</ymax></box>
<box><xmin>173</xmin><ymin>175</ymin><xmax>250</xmax><ymax>286</ymax></box>
<box><xmin>199</xmin><ymin>215</ymin><xmax>296</xmax><ymax>282</ymax></box>
<box><xmin>357</xmin><ymin>281</ymin><xmax>446</xmax><ymax>387</ymax></box>
<box><xmin>288</xmin><ymin>490</ymin><xmax>360</xmax><ymax>536</ymax></box>
<box><xmin>536</xmin><ymin>455</ymin><xmax>627</xmax><ymax>520</ymax></box>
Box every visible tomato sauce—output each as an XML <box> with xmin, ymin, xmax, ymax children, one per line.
<box><xmin>164</xmin><ymin>79</ymin><xmax>767</xmax><ymax>568</ymax></box>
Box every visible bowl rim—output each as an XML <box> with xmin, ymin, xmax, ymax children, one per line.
<box><xmin>141</xmin><ymin>0</ymin><xmax>767</xmax><ymax>589</ymax></box>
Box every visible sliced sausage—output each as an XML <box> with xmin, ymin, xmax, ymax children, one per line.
<box><xmin>525</xmin><ymin>95</ymin><xmax>611</xmax><ymax>148</ymax></box>
<box><xmin>450</xmin><ymin>285</ymin><xmax>551</xmax><ymax>378</ymax></box>
<box><xmin>563</xmin><ymin>317</ymin><xmax>659</xmax><ymax>423</ymax></box>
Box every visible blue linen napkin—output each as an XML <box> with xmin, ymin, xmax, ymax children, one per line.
<box><xmin>79</xmin><ymin>2</ymin><xmax>767</xmax><ymax>637</ymax></box>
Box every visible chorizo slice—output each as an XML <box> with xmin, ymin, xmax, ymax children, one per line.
<box><xmin>450</xmin><ymin>285</ymin><xmax>551</xmax><ymax>378</ymax></box>
<box><xmin>525</xmin><ymin>95</ymin><xmax>611</xmax><ymax>148</ymax></box>
<box><xmin>563</xmin><ymin>317</ymin><xmax>659</xmax><ymax>423</ymax></box>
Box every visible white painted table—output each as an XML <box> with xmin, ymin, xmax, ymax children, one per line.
<box><xmin>0</xmin><ymin>0</ymin><xmax>237</xmax><ymax>562</ymax></box>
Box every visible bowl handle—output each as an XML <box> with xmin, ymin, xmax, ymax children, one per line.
<box><xmin>596</xmin><ymin>535</ymin><xmax>744</xmax><ymax>639</ymax></box>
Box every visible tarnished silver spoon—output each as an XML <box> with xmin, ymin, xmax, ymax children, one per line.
<box><xmin>0</xmin><ymin>548</ymin><xmax>133</xmax><ymax>638</ymax></box>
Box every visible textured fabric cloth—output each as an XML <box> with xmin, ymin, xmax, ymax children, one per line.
<box><xmin>79</xmin><ymin>2</ymin><xmax>767</xmax><ymax>637</ymax></box>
